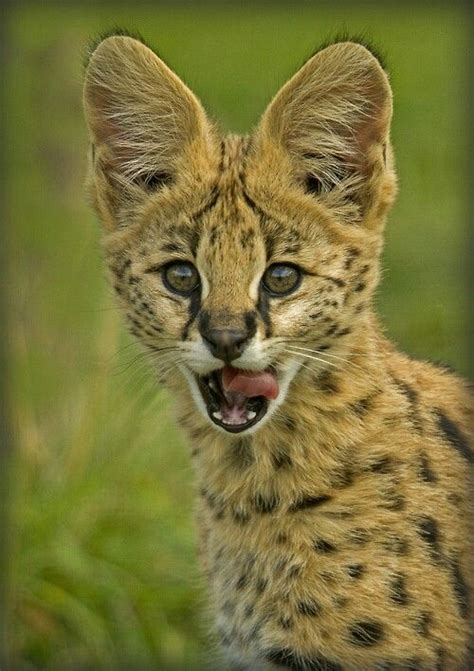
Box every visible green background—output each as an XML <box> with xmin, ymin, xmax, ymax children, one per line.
<box><xmin>5</xmin><ymin>3</ymin><xmax>470</xmax><ymax>670</ymax></box>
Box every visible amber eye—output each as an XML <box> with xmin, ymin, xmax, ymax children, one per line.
<box><xmin>262</xmin><ymin>264</ymin><xmax>301</xmax><ymax>296</ymax></box>
<box><xmin>163</xmin><ymin>261</ymin><xmax>200</xmax><ymax>295</ymax></box>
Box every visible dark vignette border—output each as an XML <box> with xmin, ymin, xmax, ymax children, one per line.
<box><xmin>0</xmin><ymin>2</ymin><xmax>472</xmax><ymax>671</ymax></box>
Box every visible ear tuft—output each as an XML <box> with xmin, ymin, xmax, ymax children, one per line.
<box><xmin>306</xmin><ymin>33</ymin><xmax>388</xmax><ymax>73</ymax></box>
<box><xmin>83</xmin><ymin>27</ymin><xmax>152</xmax><ymax>72</ymax></box>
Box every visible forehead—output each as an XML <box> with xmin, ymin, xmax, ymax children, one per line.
<box><xmin>162</xmin><ymin>136</ymin><xmax>322</xmax><ymax>257</ymax></box>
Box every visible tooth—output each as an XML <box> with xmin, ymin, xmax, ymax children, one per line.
<box><xmin>247</xmin><ymin>411</ymin><xmax>256</xmax><ymax>420</ymax></box>
<box><xmin>212</xmin><ymin>411</ymin><xmax>223</xmax><ymax>420</ymax></box>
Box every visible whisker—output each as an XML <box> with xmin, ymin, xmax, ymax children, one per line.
<box><xmin>287</xmin><ymin>345</ymin><xmax>366</xmax><ymax>374</ymax></box>
<box><xmin>283</xmin><ymin>348</ymin><xmax>340</xmax><ymax>369</ymax></box>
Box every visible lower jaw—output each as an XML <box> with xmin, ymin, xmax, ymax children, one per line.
<box><xmin>208</xmin><ymin>397</ymin><xmax>268</xmax><ymax>433</ymax></box>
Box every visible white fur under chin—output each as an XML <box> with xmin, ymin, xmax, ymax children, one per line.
<box><xmin>177</xmin><ymin>359</ymin><xmax>301</xmax><ymax>437</ymax></box>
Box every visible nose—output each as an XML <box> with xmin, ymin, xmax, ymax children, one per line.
<box><xmin>202</xmin><ymin>328</ymin><xmax>248</xmax><ymax>363</ymax></box>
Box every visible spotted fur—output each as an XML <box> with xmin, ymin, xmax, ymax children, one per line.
<box><xmin>83</xmin><ymin>34</ymin><xmax>473</xmax><ymax>670</ymax></box>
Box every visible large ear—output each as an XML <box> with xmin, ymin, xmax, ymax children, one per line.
<box><xmin>83</xmin><ymin>35</ymin><xmax>212</xmax><ymax>206</ymax></box>
<box><xmin>256</xmin><ymin>41</ymin><xmax>395</xmax><ymax>222</ymax></box>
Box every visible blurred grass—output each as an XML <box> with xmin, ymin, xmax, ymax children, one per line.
<box><xmin>4</xmin><ymin>3</ymin><xmax>470</xmax><ymax>670</ymax></box>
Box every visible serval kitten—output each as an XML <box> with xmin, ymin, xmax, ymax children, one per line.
<box><xmin>83</xmin><ymin>33</ymin><xmax>473</xmax><ymax>670</ymax></box>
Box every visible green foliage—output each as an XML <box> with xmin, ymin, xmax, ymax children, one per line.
<box><xmin>5</xmin><ymin>3</ymin><xmax>469</xmax><ymax>669</ymax></box>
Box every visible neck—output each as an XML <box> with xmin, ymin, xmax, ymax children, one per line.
<box><xmin>174</xmin><ymin>311</ymin><xmax>393</xmax><ymax>512</ymax></box>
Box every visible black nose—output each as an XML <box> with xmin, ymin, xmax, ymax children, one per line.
<box><xmin>202</xmin><ymin>328</ymin><xmax>248</xmax><ymax>363</ymax></box>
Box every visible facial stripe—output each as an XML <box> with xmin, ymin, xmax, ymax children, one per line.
<box><xmin>181</xmin><ymin>289</ymin><xmax>201</xmax><ymax>340</ymax></box>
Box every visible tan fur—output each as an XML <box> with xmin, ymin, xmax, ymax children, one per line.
<box><xmin>83</xmin><ymin>35</ymin><xmax>473</xmax><ymax>670</ymax></box>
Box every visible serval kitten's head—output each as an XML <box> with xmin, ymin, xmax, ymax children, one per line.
<box><xmin>83</xmin><ymin>34</ymin><xmax>397</xmax><ymax>435</ymax></box>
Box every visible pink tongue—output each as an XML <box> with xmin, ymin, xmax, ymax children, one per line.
<box><xmin>221</xmin><ymin>366</ymin><xmax>279</xmax><ymax>400</ymax></box>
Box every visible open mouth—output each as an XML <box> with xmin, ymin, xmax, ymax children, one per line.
<box><xmin>196</xmin><ymin>366</ymin><xmax>279</xmax><ymax>433</ymax></box>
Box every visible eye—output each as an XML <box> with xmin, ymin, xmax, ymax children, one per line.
<box><xmin>163</xmin><ymin>261</ymin><xmax>200</xmax><ymax>295</ymax></box>
<box><xmin>262</xmin><ymin>264</ymin><xmax>301</xmax><ymax>296</ymax></box>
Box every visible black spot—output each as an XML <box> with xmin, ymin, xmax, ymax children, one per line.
<box><xmin>272</xmin><ymin>448</ymin><xmax>293</xmax><ymax>470</ymax></box>
<box><xmin>222</xmin><ymin>599</ymin><xmax>235</xmax><ymax>616</ymax></box>
<box><xmin>334</xmin><ymin>595</ymin><xmax>348</xmax><ymax>608</ymax></box>
<box><xmin>383</xmin><ymin>536</ymin><xmax>410</xmax><ymax>555</ymax></box>
<box><xmin>236</xmin><ymin>574</ymin><xmax>248</xmax><ymax>590</ymax></box>
<box><xmin>380</xmin><ymin>489</ymin><xmax>406</xmax><ymax>511</ymax></box>
<box><xmin>347</xmin><ymin>564</ymin><xmax>364</xmax><ymax>579</ymax></box>
<box><xmin>447</xmin><ymin>492</ymin><xmax>462</xmax><ymax>506</ymax></box>
<box><xmin>160</xmin><ymin>241</ymin><xmax>186</xmax><ymax>254</ymax></box>
<box><xmin>281</xmin><ymin>415</ymin><xmax>297</xmax><ymax>431</ymax></box>
<box><xmin>336</xmin><ymin>327</ymin><xmax>351</xmax><ymax>337</ymax></box>
<box><xmin>348</xmin><ymin>621</ymin><xmax>384</xmax><ymax>646</ymax></box>
<box><xmin>348</xmin><ymin>528</ymin><xmax>370</xmax><ymax>545</ymax></box>
<box><xmin>255</xmin><ymin>577</ymin><xmax>268</xmax><ymax>594</ymax></box>
<box><xmin>254</xmin><ymin>493</ymin><xmax>279</xmax><ymax>514</ymax></box>
<box><xmin>218</xmin><ymin>627</ymin><xmax>231</xmax><ymax>647</ymax></box>
<box><xmin>392</xmin><ymin>376</ymin><xmax>423</xmax><ymax>432</ymax></box>
<box><xmin>287</xmin><ymin>564</ymin><xmax>302</xmax><ymax>579</ymax></box>
<box><xmin>368</xmin><ymin>456</ymin><xmax>393</xmax><ymax>473</ymax></box>
<box><xmin>450</xmin><ymin>560</ymin><xmax>469</xmax><ymax>618</ymax></box>
<box><xmin>297</xmin><ymin>599</ymin><xmax>322</xmax><ymax>617</ymax></box>
<box><xmin>278</xmin><ymin>615</ymin><xmax>294</xmax><ymax>629</ymax></box>
<box><xmin>313</xmin><ymin>538</ymin><xmax>336</xmax><ymax>553</ymax></box>
<box><xmin>111</xmin><ymin>257</ymin><xmax>131</xmax><ymax>279</ymax></box>
<box><xmin>276</xmin><ymin>532</ymin><xmax>288</xmax><ymax>545</ymax></box>
<box><xmin>245</xmin><ymin>621</ymin><xmax>262</xmax><ymax>642</ymax></box>
<box><xmin>243</xmin><ymin>604</ymin><xmax>254</xmax><ymax>619</ymax></box>
<box><xmin>265</xmin><ymin>648</ymin><xmax>342</xmax><ymax>671</ymax></box>
<box><xmin>331</xmin><ymin>465</ymin><xmax>354</xmax><ymax>488</ymax></box>
<box><xmin>354</xmin><ymin>281</ymin><xmax>366</xmax><ymax>292</ymax></box>
<box><xmin>316</xmin><ymin>370</ymin><xmax>340</xmax><ymax>394</ymax></box>
<box><xmin>232</xmin><ymin>508</ymin><xmax>250</xmax><ymax>525</ymax></box>
<box><xmin>435</xmin><ymin>409</ymin><xmax>472</xmax><ymax>462</ymax></box>
<box><xmin>316</xmin><ymin>272</ymin><xmax>346</xmax><ymax>288</ymax></box>
<box><xmin>231</xmin><ymin>437</ymin><xmax>254</xmax><ymax>468</ymax></box>
<box><xmin>289</xmin><ymin>494</ymin><xmax>331</xmax><ymax>512</ymax></box>
<box><xmin>310</xmin><ymin>310</ymin><xmax>323</xmax><ymax>320</ymax></box>
<box><xmin>344</xmin><ymin>247</ymin><xmax>361</xmax><ymax>270</ymax></box>
<box><xmin>418</xmin><ymin>452</ymin><xmax>437</xmax><ymax>483</ymax></box>
<box><xmin>404</xmin><ymin>660</ymin><xmax>422</xmax><ymax>671</ymax></box>
<box><xmin>240</xmin><ymin>228</ymin><xmax>255</xmax><ymax>248</ymax></box>
<box><xmin>389</xmin><ymin>574</ymin><xmax>409</xmax><ymax>605</ymax></box>
<box><xmin>351</xmin><ymin>396</ymin><xmax>373</xmax><ymax>417</ymax></box>
<box><xmin>413</xmin><ymin>611</ymin><xmax>432</xmax><ymax>637</ymax></box>
<box><xmin>172</xmin><ymin>223</ymin><xmax>200</xmax><ymax>256</ymax></box>
<box><xmin>274</xmin><ymin>557</ymin><xmax>289</xmax><ymax>573</ymax></box>
<box><xmin>416</xmin><ymin>516</ymin><xmax>441</xmax><ymax>562</ymax></box>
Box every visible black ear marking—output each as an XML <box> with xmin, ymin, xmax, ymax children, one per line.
<box><xmin>305</xmin><ymin>174</ymin><xmax>324</xmax><ymax>195</ymax></box>
<box><xmin>139</xmin><ymin>171</ymin><xmax>173</xmax><ymax>191</ymax></box>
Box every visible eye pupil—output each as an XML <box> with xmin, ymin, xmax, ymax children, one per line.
<box><xmin>163</xmin><ymin>262</ymin><xmax>200</xmax><ymax>295</ymax></box>
<box><xmin>262</xmin><ymin>264</ymin><xmax>301</xmax><ymax>296</ymax></box>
